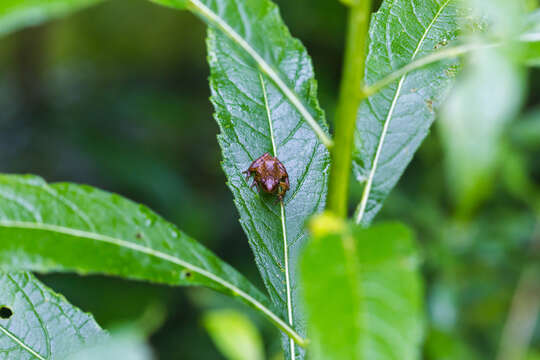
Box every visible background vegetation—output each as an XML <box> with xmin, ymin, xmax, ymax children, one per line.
<box><xmin>0</xmin><ymin>0</ymin><xmax>538</xmax><ymax>358</ymax></box>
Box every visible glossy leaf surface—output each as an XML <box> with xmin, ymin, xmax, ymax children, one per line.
<box><xmin>0</xmin><ymin>174</ymin><xmax>299</xmax><ymax>341</ymax></box>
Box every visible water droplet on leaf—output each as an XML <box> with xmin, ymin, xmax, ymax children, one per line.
<box><xmin>139</xmin><ymin>205</ymin><xmax>157</xmax><ymax>227</ymax></box>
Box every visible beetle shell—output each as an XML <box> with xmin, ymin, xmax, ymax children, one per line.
<box><xmin>243</xmin><ymin>153</ymin><xmax>290</xmax><ymax>202</ymax></box>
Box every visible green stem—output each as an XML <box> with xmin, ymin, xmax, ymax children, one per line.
<box><xmin>327</xmin><ymin>0</ymin><xmax>371</xmax><ymax>218</ymax></box>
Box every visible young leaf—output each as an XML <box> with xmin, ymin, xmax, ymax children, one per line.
<box><xmin>203</xmin><ymin>309</ymin><xmax>265</xmax><ymax>360</ymax></box>
<box><xmin>0</xmin><ymin>0</ymin><xmax>104</xmax><ymax>37</ymax></box>
<box><xmin>155</xmin><ymin>0</ymin><xmax>331</xmax><ymax>357</ymax></box>
<box><xmin>0</xmin><ymin>174</ymin><xmax>302</xmax><ymax>344</ymax></box>
<box><xmin>301</xmin><ymin>220</ymin><xmax>423</xmax><ymax>360</ymax></box>
<box><xmin>354</xmin><ymin>0</ymin><xmax>461</xmax><ymax>225</ymax></box>
<box><xmin>0</xmin><ymin>272</ymin><xmax>106</xmax><ymax>360</ymax></box>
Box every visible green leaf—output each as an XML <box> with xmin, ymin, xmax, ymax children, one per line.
<box><xmin>353</xmin><ymin>0</ymin><xmax>462</xmax><ymax>225</ymax></box>
<box><xmin>203</xmin><ymin>309</ymin><xmax>265</xmax><ymax>360</ymax></box>
<box><xmin>0</xmin><ymin>174</ymin><xmax>300</xmax><ymax>343</ymax></box>
<box><xmin>301</xmin><ymin>220</ymin><xmax>423</xmax><ymax>360</ymax></box>
<box><xmin>0</xmin><ymin>0</ymin><xmax>104</xmax><ymax>37</ymax></box>
<box><xmin>150</xmin><ymin>1</ymin><xmax>333</xmax><ymax>354</ymax></box>
<box><xmin>0</xmin><ymin>272</ymin><xmax>106</xmax><ymax>360</ymax></box>
<box><xmin>151</xmin><ymin>0</ymin><xmax>333</xmax><ymax>148</ymax></box>
<box><xmin>153</xmin><ymin>0</ymin><xmax>333</xmax><ymax>356</ymax></box>
<box><xmin>208</xmin><ymin>17</ymin><xmax>327</xmax><ymax>360</ymax></box>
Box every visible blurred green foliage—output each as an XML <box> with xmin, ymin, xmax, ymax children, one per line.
<box><xmin>0</xmin><ymin>0</ymin><xmax>538</xmax><ymax>358</ymax></box>
<box><xmin>203</xmin><ymin>309</ymin><xmax>265</xmax><ymax>360</ymax></box>
<box><xmin>301</xmin><ymin>219</ymin><xmax>423</xmax><ymax>360</ymax></box>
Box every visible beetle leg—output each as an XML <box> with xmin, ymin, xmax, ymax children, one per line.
<box><xmin>273</xmin><ymin>190</ymin><xmax>282</xmax><ymax>204</ymax></box>
<box><xmin>275</xmin><ymin>184</ymin><xmax>286</xmax><ymax>203</ymax></box>
<box><xmin>251</xmin><ymin>180</ymin><xmax>258</xmax><ymax>189</ymax></box>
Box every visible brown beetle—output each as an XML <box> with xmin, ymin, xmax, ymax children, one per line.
<box><xmin>243</xmin><ymin>153</ymin><xmax>290</xmax><ymax>202</ymax></box>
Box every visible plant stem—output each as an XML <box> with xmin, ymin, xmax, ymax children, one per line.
<box><xmin>327</xmin><ymin>0</ymin><xmax>371</xmax><ymax>218</ymax></box>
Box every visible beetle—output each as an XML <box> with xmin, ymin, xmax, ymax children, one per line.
<box><xmin>243</xmin><ymin>153</ymin><xmax>290</xmax><ymax>202</ymax></box>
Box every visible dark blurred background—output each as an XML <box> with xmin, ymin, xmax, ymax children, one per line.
<box><xmin>0</xmin><ymin>0</ymin><xmax>538</xmax><ymax>358</ymax></box>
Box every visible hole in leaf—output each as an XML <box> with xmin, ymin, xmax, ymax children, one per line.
<box><xmin>0</xmin><ymin>306</ymin><xmax>13</xmax><ymax>319</ymax></box>
<box><xmin>181</xmin><ymin>270</ymin><xmax>192</xmax><ymax>279</ymax></box>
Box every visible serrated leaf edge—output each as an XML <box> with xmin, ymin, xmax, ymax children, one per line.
<box><xmin>187</xmin><ymin>0</ymin><xmax>333</xmax><ymax>148</ymax></box>
<box><xmin>355</xmin><ymin>0</ymin><xmax>453</xmax><ymax>224</ymax></box>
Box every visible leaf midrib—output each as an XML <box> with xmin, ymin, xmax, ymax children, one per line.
<box><xmin>6</xmin><ymin>274</ymin><xmax>52</xmax><ymax>358</ymax></box>
<box><xmin>0</xmin><ymin>220</ymin><xmax>301</xmax><ymax>345</ymax></box>
<box><xmin>355</xmin><ymin>0</ymin><xmax>452</xmax><ymax>224</ymax></box>
<box><xmin>258</xmin><ymin>73</ymin><xmax>295</xmax><ymax>359</ymax></box>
